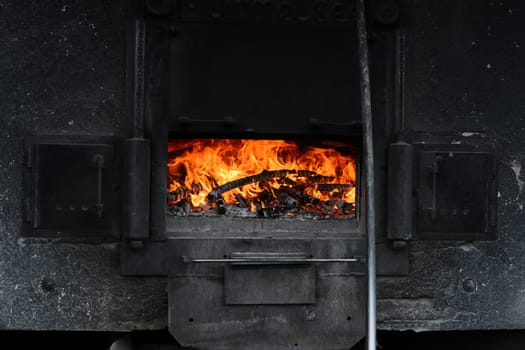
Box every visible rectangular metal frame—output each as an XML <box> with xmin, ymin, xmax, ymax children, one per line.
<box><xmin>23</xmin><ymin>135</ymin><xmax>121</xmax><ymax>239</ymax></box>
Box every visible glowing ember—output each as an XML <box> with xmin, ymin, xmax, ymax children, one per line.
<box><xmin>167</xmin><ymin>139</ymin><xmax>357</xmax><ymax>217</ymax></box>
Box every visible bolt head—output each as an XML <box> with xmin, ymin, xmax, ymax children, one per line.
<box><xmin>462</xmin><ymin>278</ymin><xmax>477</xmax><ymax>293</ymax></box>
<box><xmin>40</xmin><ymin>278</ymin><xmax>55</xmax><ymax>293</ymax></box>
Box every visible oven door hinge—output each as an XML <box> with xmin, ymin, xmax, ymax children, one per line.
<box><xmin>123</xmin><ymin>137</ymin><xmax>151</xmax><ymax>243</ymax></box>
<box><xmin>387</xmin><ymin>141</ymin><xmax>414</xmax><ymax>245</ymax></box>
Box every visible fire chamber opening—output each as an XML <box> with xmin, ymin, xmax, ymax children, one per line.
<box><xmin>167</xmin><ymin>139</ymin><xmax>357</xmax><ymax>218</ymax></box>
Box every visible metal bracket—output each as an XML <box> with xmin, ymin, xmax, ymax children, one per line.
<box><xmin>93</xmin><ymin>153</ymin><xmax>105</xmax><ymax>218</ymax></box>
<box><xmin>181</xmin><ymin>252</ymin><xmax>361</xmax><ymax>265</ymax></box>
<box><xmin>387</xmin><ymin>141</ymin><xmax>413</xmax><ymax>241</ymax></box>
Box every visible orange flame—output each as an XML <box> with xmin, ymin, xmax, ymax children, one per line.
<box><xmin>168</xmin><ymin>139</ymin><xmax>356</xmax><ymax>213</ymax></box>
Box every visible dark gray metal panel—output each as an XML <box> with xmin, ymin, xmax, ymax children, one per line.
<box><xmin>407</xmin><ymin>0</ymin><xmax>525</xmax><ymax>136</ymax></box>
<box><xmin>167</xmin><ymin>23</ymin><xmax>362</xmax><ymax>137</ymax></box>
<box><xmin>121</xmin><ymin>240</ymin><xmax>167</xmax><ymax>276</ymax></box>
<box><xmin>165</xmin><ymin>215</ymin><xmax>359</xmax><ymax>237</ymax></box>
<box><xmin>23</xmin><ymin>135</ymin><xmax>121</xmax><ymax>238</ymax></box>
<box><xmin>168</xmin><ymin>274</ymin><xmax>365</xmax><ymax>350</ymax></box>
<box><xmin>376</xmin><ymin>242</ymin><xmax>408</xmax><ymax>276</ymax></box>
<box><xmin>124</xmin><ymin>137</ymin><xmax>151</xmax><ymax>240</ymax></box>
<box><xmin>376</xmin><ymin>0</ymin><xmax>525</xmax><ymax>332</ymax></box>
<box><xmin>415</xmin><ymin>146</ymin><xmax>497</xmax><ymax>240</ymax></box>
<box><xmin>0</xmin><ymin>0</ymin><xmax>168</xmax><ymax>331</ymax></box>
<box><xmin>166</xmin><ymin>238</ymin><xmax>365</xmax><ymax>348</ymax></box>
<box><xmin>387</xmin><ymin>141</ymin><xmax>413</xmax><ymax>241</ymax></box>
<box><xmin>176</xmin><ymin>0</ymin><xmax>357</xmax><ymax>26</ymax></box>
<box><xmin>224</xmin><ymin>264</ymin><xmax>316</xmax><ymax>305</ymax></box>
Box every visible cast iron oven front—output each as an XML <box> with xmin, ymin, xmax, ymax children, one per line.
<box><xmin>13</xmin><ymin>0</ymin><xmax>504</xmax><ymax>347</ymax></box>
<box><xmin>118</xmin><ymin>1</ymin><xmax>496</xmax><ymax>349</ymax></box>
<box><xmin>121</xmin><ymin>3</ymin><xmax>370</xmax><ymax>349</ymax></box>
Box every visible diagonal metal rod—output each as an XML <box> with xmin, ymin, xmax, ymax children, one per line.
<box><xmin>356</xmin><ymin>0</ymin><xmax>377</xmax><ymax>349</ymax></box>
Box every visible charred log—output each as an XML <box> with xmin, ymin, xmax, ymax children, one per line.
<box><xmin>257</xmin><ymin>206</ymin><xmax>295</xmax><ymax>218</ymax></box>
<box><xmin>168</xmin><ymin>198</ymin><xmax>190</xmax><ymax>216</ymax></box>
<box><xmin>216</xmin><ymin>197</ymin><xmax>226</xmax><ymax>215</ymax></box>
<box><xmin>276</xmin><ymin>186</ymin><xmax>320</xmax><ymax>206</ymax></box>
<box><xmin>168</xmin><ymin>167</ymin><xmax>355</xmax><ymax>217</ymax></box>
<box><xmin>277</xmin><ymin>191</ymin><xmax>298</xmax><ymax>207</ymax></box>
<box><xmin>333</xmin><ymin>200</ymin><xmax>354</xmax><ymax>212</ymax></box>
<box><xmin>207</xmin><ymin>169</ymin><xmax>335</xmax><ymax>202</ymax></box>
<box><xmin>316</xmin><ymin>183</ymin><xmax>354</xmax><ymax>192</ymax></box>
<box><xmin>234</xmin><ymin>194</ymin><xmax>249</xmax><ymax>208</ymax></box>
<box><xmin>168</xmin><ymin>188</ymin><xmax>188</xmax><ymax>203</ymax></box>
<box><xmin>168</xmin><ymin>183</ymin><xmax>206</xmax><ymax>204</ymax></box>
<box><xmin>207</xmin><ymin>170</ymin><xmax>293</xmax><ymax>201</ymax></box>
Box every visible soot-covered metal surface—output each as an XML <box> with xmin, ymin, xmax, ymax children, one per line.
<box><xmin>1</xmin><ymin>0</ymin><xmax>525</xmax><ymax>338</ymax></box>
<box><xmin>376</xmin><ymin>0</ymin><xmax>525</xmax><ymax>331</ymax></box>
<box><xmin>0</xmin><ymin>0</ymin><xmax>166</xmax><ymax>330</ymax></box>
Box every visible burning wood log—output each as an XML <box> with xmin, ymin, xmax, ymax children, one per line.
<box><xmin>257</xmin><ymin>206</ymin><xmax>295</xmax><ymax>218</ymax></box>
<box><xmin>296</xmin><ymin>191</ymin><xmax>321</xmax><ymax>205</ymax></box>
<box><xmin>167</xmin><ymin>139</ymin><xmax>357</xmax><ymax>217</ymax></box>
<box><xmin>216</xmin><ymin>197</ymin><xmax>226</xmax><ymax>215</ymax></box>
<box><xmin>168</xmin><ymin>188</ymin><xmax>188</xmax><ymax>203</ymax></box>
<box><xmin>207</xmin><ymin>169</ymin><xmax>333</xmax><ymax>202</ymax></box>
<box><xmin>250</xmin><ymin>188</ymin><xmax>273</xmax><ymax>209</ymax></box>
<box><xmin>168</xmin><ymin>165</ymin><xmax>355</xmax><ymax>217</ymax></box>
<box><xmin>168</xmin><ymin>198</ymin><xmax>190</xmax><ymax>216</ymax></box>
<box><xmin>234</xmin><ymin>194</ymin><xmax>249</xmax><ymax>208</ymax></box>
<box><xmin>207</xmin><ymin>170</ymin><xmax>289</xmax><ymax>202</ymax></box>
<box><xmin>277</xmin><ymin>191</ymin><xmax>298</xmax><ymax>207</ymax></box>
<box><xmin>168</xmin><ymin>182</ymin><xmax>206</xmax><ymax>204</ymax></box>
<box><xmin>276</xmin><ymin>186</ymin><xmax>320</xmax><ymax>206</ymax></box>
<box><xmin>334</xmin><ymin>200</ymin><xmax>354</xmax><ymax>212</ymax></box>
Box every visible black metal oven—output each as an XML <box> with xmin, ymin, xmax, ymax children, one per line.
<box><xmin>121</xmin><ymin>3</ymin><xmax>370</xmax><ymax>348</ymax></box>
<box><xmin>20</xmin><ymin>1</ymin><xmax>499</xmax><ymax>349</ymax></box>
